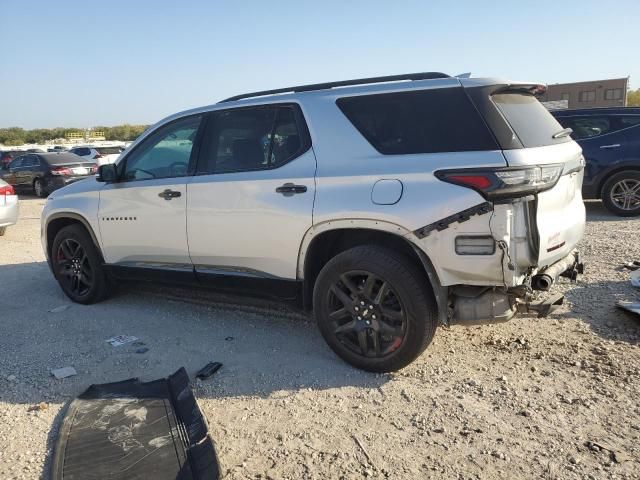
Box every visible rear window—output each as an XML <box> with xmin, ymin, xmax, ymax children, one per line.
<box><xmin>491</xmin><ymin>93</ymin><xmax>570</xmax><ymax>148</ymax></box>
<box><xmin>96</xmin><ymin>146</ymin><xmax>122</xmax><ymax>155</ymax></box>
<box><xmin>42</xmin><ymin>153</ymin><xmax>88</xmax><ymax>165</ymax></box>
<box><xmin>336</xmin><ymin>88</ymin><xmax>498</xmax><ymax>155</ymax></box>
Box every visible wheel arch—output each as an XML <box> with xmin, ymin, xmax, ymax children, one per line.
<box><xmin>597</xmin><ymin>166</ymin><xmax>640</xmax><ymax>198</ymax></box>
<box><xmin>298</xmin><ymin>220</ymin><xmax>448</xmax><ymax>324</ymax></box>
<box><xmin>45</xmin><ymin>213</ymin><xmax>104</xmax><ymax>265</ymax></box>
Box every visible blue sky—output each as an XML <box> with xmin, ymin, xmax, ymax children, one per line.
<box><xmin>1</xmin><ymin>0</ymin><xmax>637</xmax><ymax>128</ymax></box>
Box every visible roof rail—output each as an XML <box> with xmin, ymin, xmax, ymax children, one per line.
<box><xmin>219</xmin><ymin>71</ymin><xmax>450</xmax><ymax>103</ymax></box>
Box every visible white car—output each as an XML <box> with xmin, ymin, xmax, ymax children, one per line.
<box><xmin>41</xmin><ymin>72</ymin><xmax>586</xmax><ymax>372</ymax></box>
<box><xmin>0</xmin><ymin>178</ymin><xmax>18</xmax><ymax>236</ymax></box>
<box><xmin>68</xmin><ymin>146</ymin><xmax>123</xmax><ymax>166</ymax></box>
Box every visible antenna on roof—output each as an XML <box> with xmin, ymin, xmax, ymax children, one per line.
<box><xmin>455</xmin><ymin>72</ymin><xmax>472</xmax><ymax>78</ymax></box>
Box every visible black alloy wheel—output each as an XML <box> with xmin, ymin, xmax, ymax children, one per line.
<box><xmin>56</xmin><ymin>238</ymin><xmax>93</xmax><ymax>297</ymax></box>
<box><xmin>327</xmin><ymin>270</ymin><xmax>407</xmax><ymax>358</ymax></box>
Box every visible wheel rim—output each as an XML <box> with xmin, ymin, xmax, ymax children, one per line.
<box><xmin>34</xmin><ymin>180</ymin><xmax>42</xmax><ymax>196</ymax></box>
<box><xmin>326</xmin><ymin>270</ymin><xmax>407</xmax><ymax>358</ymax></box>
<box><xmin>56</xmin><ymin>239</ymin><xmax>92</xmax><ymax>296</ymax></box>
<box><xmin>610</xmin><ymin>179</ymin><xmax>640</xmax><ymax>211</ymax></box>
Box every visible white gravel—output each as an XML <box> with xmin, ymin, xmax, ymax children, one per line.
<box><xmin>0</xmin><ymin>197</ymin><xmax>639</xmax><ymax>479</ymax></box>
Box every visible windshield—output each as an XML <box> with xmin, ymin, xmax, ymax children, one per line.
<box><xmin>492</xmin><ymin>92</ymin><xmax>571</xmax><ymax>148</ymax></box>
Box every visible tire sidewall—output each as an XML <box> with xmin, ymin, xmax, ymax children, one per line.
<box><xmin>314</xmin><ymin>246</ymin><xmax>436</xmax><ymax>372</ymax></box>
<box><xmin>34</xmin><ymin>178</ymin><xmax>46</xmax><ymax>198</ymax></box>
<box><xmin>602</xmin><ymin>171</ymin><xmax>640</xmax><ymax>217</ymax></box>
<box><xmin>52</xmin><ymin>226</ymin><xmax>106</xmax><ymax>304</ymax></box>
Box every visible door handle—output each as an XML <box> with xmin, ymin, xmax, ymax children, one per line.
<box><xmin>158</xmin><ymin>189</ymin><xmax>182</xmax><ymax>200</ymax></box>
<box><xmin>600</xmin><ymin>144</ymin><xmax>621</xmax><ymax>149</ymax></box>
<box><xmin>276</xmin><ymin>183</ymin><xmax>307</xmax><ymax>196</ymax></box>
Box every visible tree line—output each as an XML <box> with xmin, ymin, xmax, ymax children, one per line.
<box><xmin>0</xmin><ymin>124</ymin><xmax>149</xmax><ymax>146</ymax></box>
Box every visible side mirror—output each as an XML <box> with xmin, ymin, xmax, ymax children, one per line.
<box><xmin>96</xmin><ymin>164</ymin><xmax>118</xmax><ymax>183</ymax></box>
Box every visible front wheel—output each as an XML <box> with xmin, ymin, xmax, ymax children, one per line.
<box><xmin>0</xmin><ymin>226</ymin><xmax>6</xmax><ymax>236</ymax></box>
<box><xmin>52</xmin><ymin>225</ymin><xmax>109</xmax><ymax>304</ymax></box>
<box><xmin>602</xmin><ymin>171</ymin><xmax>640</xmax><ymax>217</ymax></box>
<box><xmin>313</xmin><ymin>245</ymin><xmax>437</xmax><ymax>372</ymax></box>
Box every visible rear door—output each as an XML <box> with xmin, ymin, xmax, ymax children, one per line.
<box><xmin>187</xmin><ymin>103</ymin><xmax>316</xmax><ymax>280</ymax></box>
<box><xmin>98</xmin><ymin>115</ymin><xmax>202</xmax><ymax>267</ymax></box>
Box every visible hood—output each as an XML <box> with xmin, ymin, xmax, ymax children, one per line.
<box><xmin>47</xmin><ymin>177</ymin><xmax>103</xmax><ymax>199</ymax></box>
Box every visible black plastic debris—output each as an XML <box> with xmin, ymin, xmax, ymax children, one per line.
<box><xmin>51</xmin><ymin>367</ymin><xmax>220</xmax><ymax>480</ymax></box>
<box><xmin>196</xmin><ymin>362</ymin><xmax>223</xmax><ymax>380</ymax></box>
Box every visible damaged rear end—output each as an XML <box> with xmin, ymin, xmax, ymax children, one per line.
<box><xmin>415</xmin><ymin>78</ymin><xmax>586</xmax><ymax>325</ymax></box>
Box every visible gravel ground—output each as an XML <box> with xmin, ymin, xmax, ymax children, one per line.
<box><xmin>0</xmin><ymin>196</ymin><xmax>639</xmax><ymax>480</ymax></box>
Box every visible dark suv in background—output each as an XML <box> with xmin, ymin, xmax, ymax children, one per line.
<box><xmin>552</xmin><ymin>107</ymin><xmax>640</xmax><ymax>216</ymax></box>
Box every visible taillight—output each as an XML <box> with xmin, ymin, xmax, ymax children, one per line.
<box><xmin>435</xmin><ymin>164</ymin><xmax>564</xmax><ymax>200</ymax></box>
<box><xmin>94</xmin><ymin>153</ymin><xmax>103</xmax><ymax>159</ymax></box>
<box><xmin>51</xmin><ymin>166</ymin><xmax>72</xmax><ymax>176</ymax></box>
<box><xmin>0</xmin><ymin>184</ymin><xmax>15</xmax><ymax>196</ymax></box>
<box><xmin>90</xmin><ymin>164</ymin><xmax>98</xmax><ymax>174</ymax></box>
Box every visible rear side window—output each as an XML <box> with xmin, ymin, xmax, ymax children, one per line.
<box><xmin>96</xmin><ymin>147</ymin><xmax>123</xmax><ymax>155</ymax></box>
<box><xmin>336</xmin><ymin>88</ymin><xmax>498</xmax><ymax>155</ymax></box>
<box><xmin>554</xmin><ymin>116</ymin><xmax>611</xmax><ymax>140</ymax></box>
<box><xmin>621</xmin><ymin>116</ymin><xmax>640</xmax><ymax>127</ymax></box>
<box><xmin>491</xmin><ymin>93</ymin><xmax>570</xmax><ymax>148</ymax></box>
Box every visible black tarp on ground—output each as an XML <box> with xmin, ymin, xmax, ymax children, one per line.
<box><xmin>51</xmin><ymin>368</ymin><xmax>220</xmax><ymax>480</ymax></box>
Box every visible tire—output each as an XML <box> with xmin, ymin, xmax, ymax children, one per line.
<box><xmin>313</xmin><ymin>245</ymin><xmax>437</xmax><ymax>372</ymax></box>
<box><xmin>33</xmin><ymin>178</ymin><xmax>47</xmax><ymax>198</ymax></box>
<box><xmin>52</xmin><ymin>224</ymin><xmax>109</xmax><ymax>304</ymax></box>
<box><xmin>601</xmin><ymin>171</ymin><xmax>640</xmax><ymax>217</ymax></box>
<box><xmin>0</xmin><ymin>226</ymin><xmax>6</xmax><ymax>236</ymax></box>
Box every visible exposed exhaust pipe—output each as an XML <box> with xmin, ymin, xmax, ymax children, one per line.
<box><xmin>531</xmin><ymin>251</ymin><xmax>584</xmax><ymax>291</ymax></box>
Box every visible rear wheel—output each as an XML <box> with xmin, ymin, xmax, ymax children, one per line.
<box><xmin>52</xmin><ymin>225</ymin><xmax>109</xmax><ymax>304</ymax></box>
<box><xmin>602</xmin><ymin>171</ymin><xmax>640</xmax><ymax>217</ymax></box>
<box><xmin>33</xmin><ymin>178</ymin><xmax>47</xmax><ymax>198</ymax></box>
<box><xmin>313</xmin><ymin>245</ymin><xmax>437</xmax><ymax>372</ymax></box>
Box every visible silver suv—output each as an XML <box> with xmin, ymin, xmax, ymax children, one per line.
<box><xmin>41</xmin><ymin>72</ymin><xmax>585</xmax><ymax>372</ymax></box>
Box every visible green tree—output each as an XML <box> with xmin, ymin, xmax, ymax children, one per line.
<box><xmin>628</xmin><ymin>88</ymin><xmax>640</xmax><ymax>107</ymax></box>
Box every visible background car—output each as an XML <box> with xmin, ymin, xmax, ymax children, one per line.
<box><xmin>552</xmin><ymin>107</ymin><xmax>640</xmax><ymax>216</ymax></box>
<box><xmin>0</xmin><ymin>149</ymin><xmax>26</xmax><ymax>168</ymax></box>
<box><xmin>0</xmin><ymin>152</ymin><xmax>97</xmax><ymax>197</ymax></box>
<box><xmin>0</xmin><ymin>178</ymin><xmax>19</xmax><ymax>236</ymax></box>
<box><xmin>68</xmin><ymin>145</ymin><xmax>123</xmax><ymax>165</ymax></box>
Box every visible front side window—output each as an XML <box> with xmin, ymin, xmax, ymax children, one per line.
<box><xmin>621</xmin><ymin>116</ymin><xmax>640</xmax><ymax>127</ymax></box>
<box><xmin>9</xmin><ymin>157</ymin><xmax>23</xmax><ymax>168</ymax></box>
<box><xmin>200</xmin><ymin>105</ymin><xmax>308</xmax><ymax>174</ymax></box>
<box><xmin>122</xmin><ymin>115</ymin><xmax>201</xmax><ymax>181</ymax></box>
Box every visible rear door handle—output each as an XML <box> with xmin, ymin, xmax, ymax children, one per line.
<box><xmin>158</xmin><ymin>189</ymin><xmax>182</xmax><ymax>200</ymax></box>
<box><xmin>600</xmin><ymin>144</ymin><xmax>621</xmax><ymax>149</ymax></box>
<box><xmin>276</xmin><ymin>183</ymin><xmax>307</xmax><ymax>196</ymax></box>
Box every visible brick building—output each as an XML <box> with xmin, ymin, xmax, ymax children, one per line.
<box><xmin>539</xmin><ymin>77</ymin><xmax>629</xmax><ymax>109</ymax></box>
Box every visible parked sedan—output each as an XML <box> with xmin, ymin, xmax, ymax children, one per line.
<box><xmin>552</xmin><ymin>107</ymin><xmax>640</xmax><ymax>216</ymax></box>
<box><xmin>0</xmin><ymin>178</ymin><xmax>18</xmax><ymax>236</ymax></box>
<box><xmin>0</xmin><ymin>152</ymin><xmax>97</xmax><ymax>197</ymax></box>
<box><xmin>68</xmin><ymin>145</ymin><xmax>123</xmax><ymax>165</ymax></box>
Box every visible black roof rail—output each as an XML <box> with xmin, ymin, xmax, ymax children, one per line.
<box><xmin>219</xmin><ymin>71</ymin><xmax>450</xmax><ymax>103</ymax></box>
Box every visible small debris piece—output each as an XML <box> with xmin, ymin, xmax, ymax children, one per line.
<box><xmin>106</xmin><ymin>335</ymin><xmax>138</xmax><ymax>347</ymax></box>
<box><xmin>352</xmin><ymin>434</ymin><xmax>376</xmax><ymax>469</ymax></box>
<box><xmin>28</xmin><ymin>402</ymin><xmax>48</xmax><ymax>412</ymax></box>
<box><xmin>612</xmin><ymin>450</ymin><xmax>631</xmax><ymax>463</ymax></box>
<box><xmin>51</xmin><ymin>366</ymin><xmax>77</xmax><ymax>379</ymax></box>
<box><xmin>623</xmin><ymin>261</ymin><xmax>640</xmax><ymax>271</ymax></box>
<box><xmin>196</xmin><ymin>362</ymin><xmax>223</xmax><ymax>380</ymax></box>
<box><xmin>49</xmin><ymin>305</ymin><xmax>70</xmax><ymax>313</ymax></box>
<box><xmin>135</xmin><ymin>347</ymin><xmax>149</xmax><ymax>354</ymax></box>
<box><xmin>132</xmin><ymin>341</ymin><xmax>146</xmax><ymax>347</ymax></box>
<box><xmin>6</xmin><ymin>374</ymin><xmax>16</xmax><ymax>382</ymax></box>
<box><xmin>224</xmin><ymin>336</ymin><xmax>234</xmax><ymax>341</ymax></box>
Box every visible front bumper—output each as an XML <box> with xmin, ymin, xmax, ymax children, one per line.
<box><xmin>0</xmin><ymin>195</ymin><xmax>19</xmax><ymax>227</ymax></box>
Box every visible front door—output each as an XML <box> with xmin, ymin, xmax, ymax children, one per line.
<box><xmin>98</xmin><ymin>115</ymin><xmax>203</xmax><ymax>268</ymax></box>
<box><xmin>187</xmin><ymin>104</ymin><xmax>316</xmax><ymax>281</ymax></box>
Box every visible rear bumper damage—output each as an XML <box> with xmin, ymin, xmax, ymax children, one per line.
<box><xmin>449</xmin><ymin>250</ymin><xmax>583</xmax><ymax>326</ymax></box>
